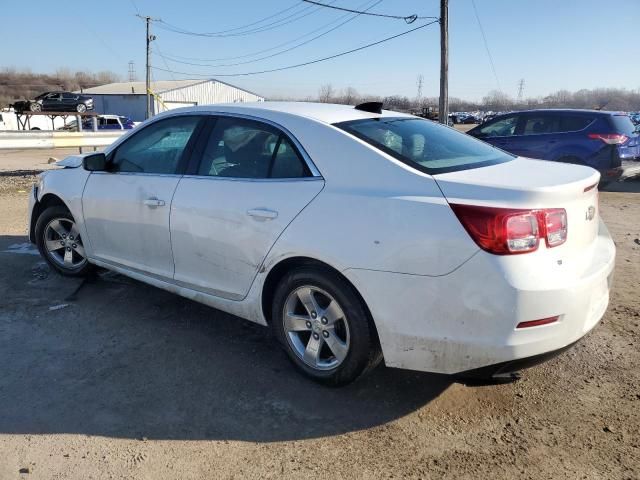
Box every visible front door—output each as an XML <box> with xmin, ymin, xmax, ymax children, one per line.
<box><xmin>82</xmin><ymin>115</ymin><xmax>203</xmax><ymax>278</ymax></box>
<box><xmin>170</xmin><ymin>116</ymin><xmax>324</xmax><ymax>300</ymax></box>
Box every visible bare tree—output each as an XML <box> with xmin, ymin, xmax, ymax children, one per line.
<box><xmin>318</xmin><ymin>84</ymin><xmax>334</xmax><ymax>103</ymax></box>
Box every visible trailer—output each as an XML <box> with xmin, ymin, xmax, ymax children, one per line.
<box><xmin>0</xmin><ymin>108</ymin><xmax>98</xmax><ymax>132</ymax></box>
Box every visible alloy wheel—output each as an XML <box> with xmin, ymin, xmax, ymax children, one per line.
<box><xmin>43</xmin><ymin>218</ymin><xmax>87</xmax><ymax>270</ymax></box>
<box><xmin>282</xmin><ymin>286</ymin><xmax>351</xmax><ymax>371</ymax></box>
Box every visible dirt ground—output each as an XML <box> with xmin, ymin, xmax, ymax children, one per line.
<box><xmin>0</xmin><ymin>149</ymin><xmax>638</xmax><ymax>480</ymax></box>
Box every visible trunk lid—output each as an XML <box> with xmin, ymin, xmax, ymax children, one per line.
<box><xmin>434</xmin><ymin>157</ymin><xmax>601</xmax><ymax>253</ymax></box>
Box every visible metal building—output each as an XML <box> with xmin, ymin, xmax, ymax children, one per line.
<box><xmin>78</xmin><ymin>79</ymin><xmax>264</xmax><ymax>121</ymax></box>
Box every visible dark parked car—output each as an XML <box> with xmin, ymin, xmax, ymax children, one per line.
<box><xmin>468</xmin><ymin>109</ymin><xmax>640</xmax><ymax>182</ymax></box>
<box><xmin>13</xmin><ymin>91</ymin><xmax>94</xmax><ymax>113</ymax></box>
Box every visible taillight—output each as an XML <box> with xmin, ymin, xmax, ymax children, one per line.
<box><xmin>451</xmin><ymin>205</ymin><xmax>567</xmax><ymax>255</ymax></box>
<box><xmin>542</xmin><ymin>208</ymin><xmax>567</xmax><ymax>247</ymax></box>
<box><xmin>588</xmin><ymin>133</ymin><xmax>628</xmax><ymax>145</ymax></box>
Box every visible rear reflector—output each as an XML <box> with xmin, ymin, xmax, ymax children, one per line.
<box><xmin>516</xmin><ymin>316</ymin><xmax>559</xmax><ymax>329</ymax></box>
<box><xmin>450</xmin><ymin>205</ymin><xmax>567</xmax><ymax>255</ymax></box>
<box><xmin>588</xmin><ymin>133</ymin><xmax>629</xmax><ymax>145</ymax></box>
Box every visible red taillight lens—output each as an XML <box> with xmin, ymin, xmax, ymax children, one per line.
<box><xmin>542</xmin><ymin>209</ymin><xmax>567</xmax><ymax>247</ymax></box>
<box><xmin>588</xmin><ymin>133</ymin><xmax>629</xmax><ymax>145</ymax></box>
<box><xmin>451</xmin><ymin>205</ymin><xmax>567</xmax><ymax>255</ymax></box>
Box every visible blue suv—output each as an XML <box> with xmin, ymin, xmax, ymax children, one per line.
<box><xmin>468</xmin><ymin>109</ymin><xmax>640</xmax><ymax>182</ymax></box>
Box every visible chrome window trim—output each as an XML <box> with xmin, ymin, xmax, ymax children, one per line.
<box><xmin>180</xmin><ymin>174</ymin><xmax>324</xmax><ymax>183</ymax></box>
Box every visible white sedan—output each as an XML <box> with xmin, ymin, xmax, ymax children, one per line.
<box><xmin>28</xmin><ymin>102</ymin><xmax>616</xmax><ymax>386</ymax></box>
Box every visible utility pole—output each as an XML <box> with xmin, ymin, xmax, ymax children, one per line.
<box><xmin>438</xmin><ymin>0</ymin><xmax>448</xmax><ymax>124</ymax></box>
<box><xmin>137</xmin><ymin>15</ymin><xmax>157</xmax><ymax>119</ymax></box>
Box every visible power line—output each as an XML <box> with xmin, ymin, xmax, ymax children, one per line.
<box><xmin>302</xmin><ymin>0</ymin><xmax>437</xmax><ymax>23</ymax></box>
<box><xmin>155</xmin><ymin>1</ymin><xmax>336</xmax><ymax>38</ymax></box>
<box><xmin>157</xmin><ymin>2</ymin><xmax>303</xmax><ymax>37</ymax></box>
<box><xmin>129</xmin><ymin>0</ymin><xmax>140</xmax><ymax>15</ymax></box>
<box><xmin>470</xmin><ymin>0</ymin><xmax>501</xmax><ymax>92</ymax></box>
<box><xmin>158</xmin><ymin>0</ymin><xmax>378</xmax><ymax>63</ymax></box>
<box><xmin>151</xmin><ymin>20</ymin><xmax>439</xmax><ymax>78</ymax></box>
<box><xmin>156</xmin><ymin>0</ymin><xmax>383</xmax><ymax>68</ymax></box>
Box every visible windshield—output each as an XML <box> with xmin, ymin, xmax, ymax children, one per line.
<box><xmin>335</xmin><ymin>117</ymin><xmax>514</xmax><ymax>174</ymax></box>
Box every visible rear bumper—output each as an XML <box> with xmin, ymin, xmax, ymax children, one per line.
<box><xmin>344</xmin><ymin>219</ymin><xmax>616</xmax><ymax>375</ymax></box>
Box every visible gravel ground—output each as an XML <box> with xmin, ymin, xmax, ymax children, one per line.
<box><xmin>0</xmin><ymin>149</ymin><xmax>638</xmax><ymax>479</ymax></box>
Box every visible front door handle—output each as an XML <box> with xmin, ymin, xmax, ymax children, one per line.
<box><xmin>247</xmin><ymin>208</ymin><xmax>278</xmax><ymax>220</ymax></box>
<box><xmin>143</xmin><ymin>197</ymin><xmax>165</xmax><ymax>207</ymax></box>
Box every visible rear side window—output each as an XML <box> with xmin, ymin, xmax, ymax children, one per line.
<box><xmin>336</xmin><ymin>117</ymin><xmax>513</xmax><ymax>174</ymax></box>
<box><xmin>610</xmin><ymin>115</ymin><xmax>637</xmax><ymax>135</ymax></box>
<box><xmin>197</xmin><ymin>117</ymin><xmax>310</xmax><ymax>179</ymax></box>
<box><xmin>559</xmin><ymin>115</ymin><xmax>593</xmax><ymax>132</ymax></box>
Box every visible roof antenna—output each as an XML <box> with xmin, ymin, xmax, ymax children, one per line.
<box><xmin>355</xmin><ymin>102</ymin><xmax>383</xmax><ymax>114</ymax></box>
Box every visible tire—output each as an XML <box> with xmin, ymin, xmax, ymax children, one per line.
<box><xmin>271</xmin><ymin>266</ymin><xmax>382</xmax><ymax>386</ymax></box>
<box><xmin>35</xmin><ymin>206</ymin><xmax>93</xmax><ymax>277</ymax></box>
<box><xmin>30</xmin><ymin>102</ymin><xmax>42</xmax><ymax>112</ymax></box>
<box><xmin>76</xmin><ymin>103</ymin><xmax>87</xmax><ymax>113</ymax></box>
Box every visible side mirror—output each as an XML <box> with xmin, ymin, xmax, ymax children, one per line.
<box><xmin>83</xmin><ymin>153</ymin><xmax>108</xmax><ymax>172</ymax></box>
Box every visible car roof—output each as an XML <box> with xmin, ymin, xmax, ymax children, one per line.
<box><xmin>159</xmin><ymin>101</ymin><xmax>413</xmax><ymax>125</ymax></box>
<box><xmin>499</xmin><ymin>109</ymin><xmax>624</xmax><ymax>116</ymax></box>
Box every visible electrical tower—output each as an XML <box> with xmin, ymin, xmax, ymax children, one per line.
<box><xmin>416</xmin><ymin>74</ymin><xmax>424</xmax><ymax>104</ymax></box>
<box><xmin>517</xmin><ymin>78</ymin><xmax>525</xmax><ymax>102</ymax></box>
<box><xmin>128</xmin><ymin>61</ymin><xmax>137</xmax><ymax>82</ymax></box>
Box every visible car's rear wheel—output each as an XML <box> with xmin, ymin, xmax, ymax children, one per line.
<box><xmin>30</xmin><ymin>102</ymin><xmax>42</xmax><ymax>112</ymax></box>
<box><xmin>271</xmin><ymin>266</ymin><xmax>381</xmax><ymax>386</ymax></box>
<box><xmin>35</xmin><ymin>206</ymin><xmax>93</xmax><ymax>277</ymax></box>
<box><xmin>76</xmin><ymin>104</ymin><xmax>87</xmax><ymax>113</ymax></box>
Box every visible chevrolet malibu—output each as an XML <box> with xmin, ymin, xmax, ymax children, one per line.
<box><xmin>28</xmin><ymin>102</ymin><xmax>616</xmax><ymax>386</ymax></box>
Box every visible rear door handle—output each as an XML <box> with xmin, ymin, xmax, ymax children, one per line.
<box><xmin>143</xmin><ymin>197</ymin><xmax>165</xmax><ymax>207</ymax></box>
<box><xmin>247</xmin><ymin>208</ymin><xmax>278</xmax><ymax>220</ymax></box>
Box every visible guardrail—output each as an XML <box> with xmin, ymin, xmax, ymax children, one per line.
<box><xmin>0</xmin><ymin>131</ymin><xmax>125</xmax><ymax>150</ymax></box>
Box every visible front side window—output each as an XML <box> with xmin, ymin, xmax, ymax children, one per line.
<box><xmin>197</xmin><ymin>117</ymin><xmax>310</xmax><ymax>179</ymax></box>
<box><xmin>336</xmin><ymin>117</ymin><xmax>513</xmax><ymax>174</ymax></box>
<box><xmin>476</xmin><ymin>115</ymin><xmax>518</xmax><ymax>137</ymax></box>
<box><xmin>110</xmin><ymin>116</ymin><xmax>200</xmax><ymax>174</ymax></box>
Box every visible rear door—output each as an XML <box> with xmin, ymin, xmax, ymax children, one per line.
<box><xmin>170</xmin><ymin>115</ymin><xmax>324</xmax><ymax>300</ymax></box>
<box><xmin>82</xmin><ymin>114</ymin><xmax>204</xmax><ymax>278</ymax></box>
<box><xmin>61</xmin><ymin>93</ymin><xmax>77</xmax><ymax>111</ymax></box>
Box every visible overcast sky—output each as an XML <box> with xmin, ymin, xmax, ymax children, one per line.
<box><xmin>3</xmin><ymin>0</ymin><xmax>640</xmax><ymax>101</ymax></box>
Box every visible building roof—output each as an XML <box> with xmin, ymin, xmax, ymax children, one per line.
<box><xmin>79</xmin><ymin>79</ymin><xmax>207</xmax><ymax>95</ymax></box>
<box><xmin>154</xmin><ymin>101</ymin><xmax>412</xmax><ymax>125</ymax></box>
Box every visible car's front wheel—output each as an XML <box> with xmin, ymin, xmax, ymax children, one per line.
<box><xmin>271</xmin><ymin>266</ymin><xmax>381</xmax><ymax>386</ymax></box>
<box><xmin>30</xmin><ymin>102</ymin><xmax>42</xmax><ymax>112</ymax></box>
<box><xmin>35</xmin><ymin>206</ymin><xmax>93</xmax><ymax>277</ymax></box>
<box><xmin>76</xmin><ymin>103</ymin><xmax>87</xmax><ymax>113</ymax></box>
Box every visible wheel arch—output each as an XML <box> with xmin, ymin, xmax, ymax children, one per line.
<box><xmin>260</xmin><ymin>256</ymin><xmax>381</xmax><ymax>348</ymax></box>
<box><xmin>30</xmin><ymin>193</ymin><xmax>69</xmax><ymax>243</ymax></box>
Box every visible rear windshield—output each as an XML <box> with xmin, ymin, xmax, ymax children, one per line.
<box><xmin>335</xmin><ymin>117</ymin><xmax>514</xmax><ymax>174</ymax></box>
<box><xmin>610</xmin><ymin>115</ymin><xmax>637</xmax><ymax>135</ymax></box>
